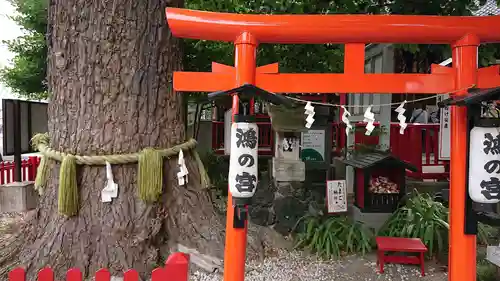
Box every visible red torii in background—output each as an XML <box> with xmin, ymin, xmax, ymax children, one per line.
<box><xmin>166</xmin><ymin>8</ymin><xmax>500</xmax><ymax>281</ymax></box>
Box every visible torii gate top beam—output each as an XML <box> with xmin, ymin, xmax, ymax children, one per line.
<box><xmin>166</xmin><ymin>8</ymin><xmax>500</xmax><ymax>44</ymax></box>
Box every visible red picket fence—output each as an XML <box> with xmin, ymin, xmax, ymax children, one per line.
<box><xmin>0</xmin><ymin>157</ymin><xmax>41</xmax><ymax>184</ymax></box>
<box><xmin>8</xmin><ymin>252</ymin><xmax>190</xmax><ymax>281</ymax></box>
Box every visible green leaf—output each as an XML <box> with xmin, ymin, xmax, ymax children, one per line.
<box><xmin>293</xmin><ymin>215</ymin><xmax>374</xmax><ymax>258</ymax></box>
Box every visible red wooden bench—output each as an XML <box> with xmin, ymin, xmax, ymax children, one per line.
<box><xmin>376</xmin><ymin>236</ymin><xmax>427</xmax><ymax>276</ymax></box>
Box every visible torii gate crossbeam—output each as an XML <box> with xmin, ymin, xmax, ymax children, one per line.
<box><xmin>165</xmin><ymin>8</ymin><xmax>500</xmax><ymax>281</ymax></box>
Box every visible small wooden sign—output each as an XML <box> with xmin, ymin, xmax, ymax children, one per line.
<box><xmin>326</xmin><ymin>180</ymin><xmax>347</xmax><ymax>213</ymax></box>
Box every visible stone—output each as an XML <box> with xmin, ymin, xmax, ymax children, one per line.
<box><xmin>333</xmin><ymin>157</ymin><xmax>346</xmax><ymax>180</ymax></box>
<box><xmin>304</xmin><ymin>188</ymin><xmax>325</xmax><ymax>205</ymax></box>
<box><xmin>273</xmin><ymin>197</ymin><xmax>307</xmax><ymax>235</ymax></box>
<box><xmin>249</xmin><ymin>172</ymin><xmax>276</xmax><ymax>226</ymax></box>
<box><xmin>0</xmin><ymin>181</ymin><xmax>38</xmax><ymax>213</ymax></box>
<box><xmin>307</xmin><ymin>201</ymin><xmax>324</xmax><ymax>216</ymax></box>
<box><xmin>487</xmin><ymin>245</ymin><xmax>500</xmax><ymax>267</ymax></box>
<box><xmin>276</xmin><ymin>183</ymin><xmax>293</xmax><ymax>197</ymax></box>
<box><xmin>253</xmin><ymin>172</ymin><xmax>274</xmax><ymax>207</ymax></box>
<box><xmin>249</xmin><ymin>208</ymin><xmax>274</xmax><ymax>226</ymax></box>
<box><xmin>177</xmin><ymin>243</ymin><xmax>223</xmax><ymax>273</ymax></box>
<box><xmin>274</xmin><ymin>181</ymin><xmax>304</xmax><ymax>199</ymax></box>
<box><xmin>350</xmin><ymin>205</ymin><xmax>391</xmax><ymax>232</ymax></box>
<box><xmin>272</xmin><ymin>158</ymin><xmax>305</xmax><ymax>182</ymax></box>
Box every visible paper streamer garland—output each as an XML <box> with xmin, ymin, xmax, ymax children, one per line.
<box><xmin>363</xmin><ymin>106</ymin><xmax>376</xmax><ymax>136</ymax></box>
<box><xmin>394</xmin><ymin>101</ymin><xmax>408</xmax><ymax>135</ymax></box>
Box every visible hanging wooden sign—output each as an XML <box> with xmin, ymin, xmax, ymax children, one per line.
<box><xmin>326</xmin><ymin>180</ymin><xmax>347</xmax><ymax>213</ymax></box>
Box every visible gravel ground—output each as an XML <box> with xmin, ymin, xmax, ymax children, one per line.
<box><xmin>0</xmin><ymin>212</ymin><xmax>24</xmax><ymax>237</ymax></box>
<box><xmin>191</xmin><ymin>250</ymin><xmax>448</xmax><ymax>281</ymax></box>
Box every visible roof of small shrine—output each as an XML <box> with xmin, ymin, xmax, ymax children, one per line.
<box><xmin>342</xmin><ymin>151</ymin><xmax>418</xmax><ymax>172</ymax></box>
<box><xmin>473</xmin><ymin>0</ymin><xmax>500</xmax><ymax>16</ymax></box>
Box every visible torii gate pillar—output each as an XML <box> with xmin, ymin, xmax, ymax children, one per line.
<box><xmin>449</xmin><ymin>34</ymin><xmax>479</xmax><ymax>281</ymax></box>
<box><xmin>222</xmin><ymin>32</ymin><xmax>258</xmax><ymax>281</ymax></box>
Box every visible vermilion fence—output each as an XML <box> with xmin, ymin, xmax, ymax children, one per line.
<box><xmin>0</xmin><ymin>157</ymin><xmax>41</xmax><ymax>184</ymax></box>
<box><xmin>8</xmin><ymin>252</ymin><xmax>190</xmax><ymax>281</ymax></box>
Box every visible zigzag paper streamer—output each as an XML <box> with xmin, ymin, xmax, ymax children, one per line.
<box><xmin>363</xmin><ymin>106</ymin><xmax>375</xmax><ymax>136</ymax></box>
<box><xmin>304</xmin><ymin>102</ymin><xmax>315</xmax><ymax>128</ymax></box>
<box><xmin>341</xmin><ymin>106</ymin><xmax>352</xmax><ymax>135</ymax></box>
<box><xmin>177</xmin><ymin>149</ymin><xmax>189</xmax><ymax>186</ymax></box>
<box><xmin>394</xmin><ymin>100</ymin><xmax>408</xmax><ymax>135</ymax></box>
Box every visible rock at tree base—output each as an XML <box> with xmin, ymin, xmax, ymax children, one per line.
<box><xmin>487</xmin><ymin>245</ymin><xmax>500</xmax><ymax>267</ymax></box>
<box><xmin>0</xmin><ymin>182</ymin><xmax>38</xmax><ymax>213</ymax></box>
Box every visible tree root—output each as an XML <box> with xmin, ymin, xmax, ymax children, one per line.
<box><xmin>0</xmin><ymin>219</ymin><xmax>291</xmax><ymax>280</ymax></box>
<box><xmin>0</xmin><ymin>212</ymin><xmax>36</xmax><ymax>278</ymax></box>
<box><xmin>0</xmin><ymin>201</ymin><xmax>291</xmax><ymax>280</ymax></box>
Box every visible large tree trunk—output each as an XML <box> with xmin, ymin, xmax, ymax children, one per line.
<box><xmin>8</xmin><ymin>0</ymin><xmax>228</xmax><ymax>279</ymax></box>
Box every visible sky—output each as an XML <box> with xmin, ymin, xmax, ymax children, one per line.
<box><xmin>0</xmin><ymin>0</ymin><xmax>23</xmax><ymax>99</ymax></box>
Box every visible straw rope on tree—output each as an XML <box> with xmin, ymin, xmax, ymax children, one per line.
<box><xmin>30</xmin><ymin>133</ymin><xmax>210</xmax><ymax>217</ymax></box>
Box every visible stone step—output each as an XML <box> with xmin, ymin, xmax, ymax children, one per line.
<box><xmin>0</xmin><ymin>181</ymin><xmax>38</xmax><ymax>213</ymax></box>
<box><xmin>487</xmin><ymin>245</ymin><xmax>500</xmax><ymax>267</ymax></box>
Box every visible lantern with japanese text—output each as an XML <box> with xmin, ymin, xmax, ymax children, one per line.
<box><xmin>228</xmin><ymin>120</ymin><xmax>259</xmax><ymax>205</ymax></box>
<box><xmin>440</xmin><ymin>87</ymin><xmax>500</xmax><ymax>204</ymax></box>
<box><xmin>207</xmin><ymin>84</ymin><xmax>293</xmax><ymax>228</ymax></box>
<box><xmin>439</xmin><ymin>86</ymin><xmax>500</xmax><ymax>235</ymax></box>
<box><xmin>468</xmin><ymin>119</ymin><xmax>500</xmax><ymax>204</ymax></box>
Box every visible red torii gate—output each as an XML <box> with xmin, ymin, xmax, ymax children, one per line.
<box><xmin>165</xmin><ymin>8</ymin><xmax>500</xmax><ymax>281</ymax></box>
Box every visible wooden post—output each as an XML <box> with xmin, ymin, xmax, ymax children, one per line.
<box><xmin>13</xmin><ymin>100</ymin><xmax>22</xmax><ymax>182</ymax></box>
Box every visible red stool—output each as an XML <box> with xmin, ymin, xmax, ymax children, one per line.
<box><xmin>376</xmin><ymin>236</ymin><xmax>427</xmax><ymax>276</ymax></box>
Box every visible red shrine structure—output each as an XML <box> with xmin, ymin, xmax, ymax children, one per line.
<box><xmin>166</xmin><ymin>8</ymin><xmax>500</xmax><ymax>281</ymax></box>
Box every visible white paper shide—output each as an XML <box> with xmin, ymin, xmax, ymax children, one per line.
<box><xmin>304</xmin><ymin>102</ymin><xmax>315</xmax><ymax>129</ymax></box>
<box><xmin>177</xmin><ymin>149</ymin><xmax>189</xmax><ymax>186</ymax></box>
<box><xmin>327</xmin><ymin>180</ymin><xmax>347</xmax><ymax>213</ymax></box>
<box><xmin>363</xmin><ymin>106</ymin><xmax>375</xmax><ymax>136</ymax></box>
<box><xmin>394</xmin><ymin>101</ymin><xmax>408</xmax><ymax>135</ymax></box>
<box><xmin>341</xmin><ymin>106</ymin><xmax>352</xmax><ymax>135</ymax></box>
<box><xmin>229</xmin><ymin>122</ymin><xmax>259</xmax><ymax>199</ymax></box>
<box><xmin>101</xmin><ymin>161</ymin><xmax>118</xmax><ymax>203</ymax></box>
<box><xmin>469</xmin><ymin>126</ymin><xmax>500</xmax><ymax>203</ymax></box>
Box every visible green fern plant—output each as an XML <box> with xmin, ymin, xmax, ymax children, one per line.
<box><xmin>293</xmin><ymin>215</ymin><xmax>374</xmax><ymax>259</ymax></box>
<box><xmin>477</xmin><ymin>259</ymin><xmax>498</xmax><ymax>281</ymax></box>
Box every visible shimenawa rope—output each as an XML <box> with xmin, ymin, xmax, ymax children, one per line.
<box><xmin>31</xmin><ymin>133</ymin><xmax>210</xmax><ymax>216</ymax></box>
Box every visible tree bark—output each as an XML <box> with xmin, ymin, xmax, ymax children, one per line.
<box><xmin>10</xmin><ymin>0</ymin><xmax>228</xmax><ymax>279</ymax></box>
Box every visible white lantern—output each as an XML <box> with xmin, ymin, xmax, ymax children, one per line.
<box><xmin>228</xmin><ymin>122</ymin><xmax>259</xmax><ymax>203</ymax></box>
<box><xmin>468</xmin><ymin>125</ymin><xmax>500</xmax><ymax>204</ymax></box>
